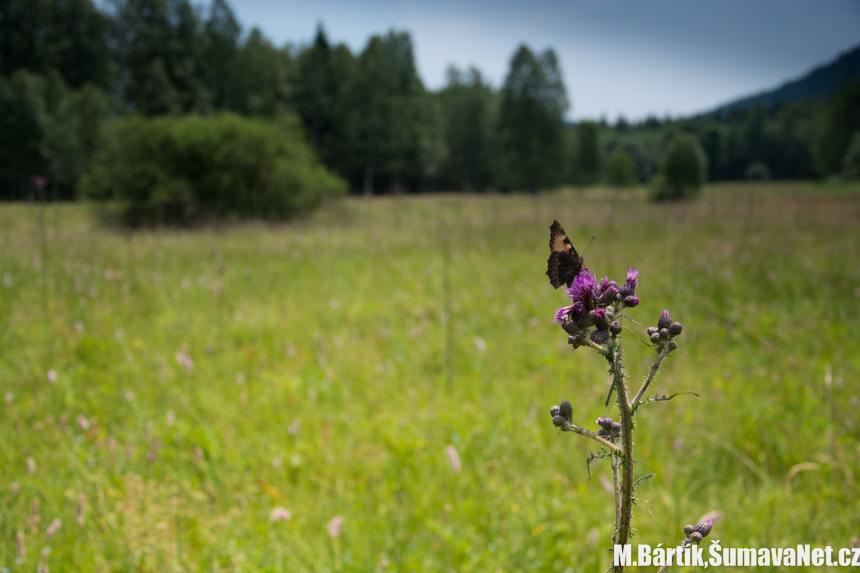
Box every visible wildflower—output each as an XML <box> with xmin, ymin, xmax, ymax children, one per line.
<box><xmin>327</xmin><ymin>515</ymin><xmax>345</xmax><ymax>538</ymax></box>
<box><xmin>444</xmin><ymin>445</ymin><xmax>461</xmax><ymax>473</ymax></box>
<box><xmin>47</xmin><ymin>370</ymin><xmax>57</xmax><ymax>385</ymax></box>
<box><xmin>619</xmin><ymin>265</ymin><xmax>639</xmax><ymax>297</ymax></box>
<box><xmin>567</xmin><ymin>269</ymin><xmax>597</xmax><ymax>308</ymax></box>
<box><xmin>683</xmin><ymin>524</ymin><xmax>694</xmax><ymax>536</ymax></box>
<box><xmin>657</xmin><ymin>310</ymin><xmax>672</xmax><ymax>330</ymax></box>
<box><xmin>669</xmin><ymin>322</ymin><xmax>683</xmax><ymax>336</ymax></box>
<box><xmin>269</xmin><ymin>507</ymin><xmax>292</xmax><ymax>523</ymax></box>
<box><xmin>596</xmin><ymin>417</ymin><xmax>614</xmax><ymax>430</ymax></box>
<box><xmin>623</xmin><ymin>295</ymin><xmax>639</xmax><ymax>308</ymax></box>
<box><xmin>46</xmin><ymin>518</ymin><xmax>61</xmax><ymax>538</ymax></box>
<box><xmin>554</xmin><ymin>305</ymin><xmax>574</xmax><ymax>324</ymax></box>
<box><xmin>27</xmin><ymin>457</ymin><xmax>36</xmax><ymax>475</ymax></box>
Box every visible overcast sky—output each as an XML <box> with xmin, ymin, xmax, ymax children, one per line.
<box><xmin>227</xmin><ymin>0</ymin><xmax>860</xmax><ymax>121</ymax></box>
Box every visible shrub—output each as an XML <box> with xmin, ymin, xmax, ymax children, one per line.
<box><xmin>842</xmin><ymin>131</ymin><xmax>860</xmax><ymax>180</ymax></box>
<box><xmin>651</xmin><ymin>133</ymin><xmax>708</xmax><ymax>201</ymax></box>
<box><xmin>605</xmin><ymin>150</ymin><xmax>637</xmax><ymax>187</ymax></box>
<box><xmin>80</xmin><ymin>113</ymin><xmax>346</xmax><ymax>226</ymax></box>
<box><xmin>744</xmin><ymin>161</ymin><xmax>771</xmax><ymax>180</ymax></box>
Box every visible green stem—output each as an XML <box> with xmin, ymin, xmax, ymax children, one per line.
<box><xmin>612</xmin><ymin>343</ymin><xmax>635</xmax><ymax>573</ymax></box>
<box><xmin>632</xmin><ymin>346</ymin><xmax>671</xmax><ymax>407</ymax></box>
<box><xmin>561</xmin><ymin>423</ymin><xmax>623</xmax><ymax>455</ymax></box>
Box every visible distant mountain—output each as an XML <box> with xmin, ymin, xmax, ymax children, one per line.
<box><xmin>708</xmin><ymin>44</ymin><xmax>860</xmax><ymax>118</ymax></box>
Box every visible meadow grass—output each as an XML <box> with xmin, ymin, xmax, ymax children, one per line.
<box><xmin>1</xmin><ymin>181</ymin><xmax>858</xmax><ymax>572</ymax></box>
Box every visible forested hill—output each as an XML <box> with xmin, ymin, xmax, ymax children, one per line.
<box><xmin>708</xmin><ymin>44</ymin><xmax>860</xmax><ymax>118</ymax></box>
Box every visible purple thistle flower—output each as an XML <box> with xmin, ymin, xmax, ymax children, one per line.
<box><xmin>554</xmin><ymin>305</ymin><xmax>573</xmax><ymax>324</ymax></box>
<box><xmin>623</xmin><ymin>295</ymin><xmax>639</xmax><ymax>308</ymax></box>
<box><xmin>567</xmin><ymin>269</ymin><xmax>597</xmax><ymax>306</ymax></box>
<box><xmin>658</xmin><ymin>310</ymin><xmax>672</xmax><ymax>330</ymax></box>
<box><xmin>626</xmin><ymin>265</ymin><xmax>639</xmax><ymax>287</ymax></box>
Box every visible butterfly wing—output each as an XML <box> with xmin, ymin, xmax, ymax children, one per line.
<box><xmin>547</xmin><ymin>220</ymin><xmax>584</xmax><ymax>289</ymax></box>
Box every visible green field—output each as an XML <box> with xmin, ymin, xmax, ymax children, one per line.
<box><xmin>1</xmin><ymin>182</ymin><xmax>859</xmax><ymax>572</ymax></box>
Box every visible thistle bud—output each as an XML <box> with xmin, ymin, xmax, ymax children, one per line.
<box><xmin>550</xmin><ymin>405</ymin><xmax>560</xmax><ymax>418</ymax></box>
<box><xmin>596</xmin><ymin>417</ymin><xmax>614</xmax><ymax>430</ymax></box>
<box><xmin>590</xmin><ymin>329</ymin><xmax>609</xmax><ymax>344</ymax></box>
<box><xmin>609</xmin><ymin>321</ymin><xmax>622</xmax><ymax>335</ymax></box>
<box><xmin>597</xmin><ymin>286</ymin><xmax>620</xmax><ymax>306</ymax></box>
<box><xmin>667</xmin><ymin>341</ymin><xmax>678</xmax><ymax>352</ymax></box>
<box><xmin>646</xmin><ymin>327</ymin><xmax>658</xmax><ymax>336</ymax></box>
<box><xmin>562</xmin><ymin>322</ymin><xmax>579</xmax><ymax>336</ymax></box>
<box><xmin>611</xmin><ymin>421</ymin><xmax>622</xmax><ymax>434</ymax></box>
<box><xmin>694</xmin><ymin>520</ymin><xmax>714</xmax><ymax>538</ymax></box>
<box><xmin>650</xmin><ymin>332</ymin><xmax>661</xmax><ymax>344</ymax></box>
<box><xmin>567</xmin><ymin>335</ymin><xmax>586</xmax><ymax>349</ymax></box>
<box><xmin>683</xmin><ymin>524</ymin><xmax>694</xmax><ymax>536</ymax></box>
<box><xmin>669</xmin><ymin>321</ymin><xmax>683</xmax><ymax>336</ymax></box>
<box><xmin>659</xmin><ymin>328</ymin><xmax>670</xmax><ymax>340</ymax></box>
<box><xmin>590</xmin><ymin>308</ymin><xmax>609</xmax><ymax>330</ymax></box>
<box><xmin>658</xmin><ymin>310</ymin><xmax>672</xmax><ymax>330</ymax></box>
<box><xmin>552</xmin><ymin>415</ymin><xmax>566</xmax><ymax>428</ymax></box>
<box><xmin>559</xmin><ymin>401</ymin><xmax>573</xmax><ymax>421</ymax></box>
<box><xmin>690</xmin><ymin>532</ymin><xmax>703</xmax><ymax>544</ymax></box>
<box><xmin>623</xmin><ymin>296</ymin><xmax>639</xmax><ymax>308</ymax></box>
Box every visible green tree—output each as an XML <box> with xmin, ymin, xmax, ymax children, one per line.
<box><xmin>354</xmin><ymin>31</ymin><xmax>435</xmax><ymax>194</ymax></box>
<box><xmin>605</xmin><ymin>150</ymin><xmax>636</xmax><ymax>187</ymax></box>
<box><xmin>232</xmin><ymin>28</ymin><xmax>292</xmax><ymax>117</ymax></box>
<box><xmin>498</xmin><ymin>45</ymin><xmax>568</xmax><ymax>191</ymax></box>
<box><xmin>842</xmin><ymin>131</ymin><xmax>860</xmax><ymax>180</ymax></box>
<box><xmin>202</xmin><ymin>0</ymin><xmax>241</xmax><ymax>110</ymax></box>
<box><xmin>814</xmin><ymin>81</ymin><xmax>860</xmax><ymax>176</ymax></box>
<box><xmin>0</xmin><ymin>70</ymin><xmax>108</xmax><ymax>199</ymax></box>
<box><xmin>108</xmin><ymin>0</ymin><xmax>208</xmax><ymax>115</ymax></box>
<box><xmin>0</xmin><ymin>0</ymin><xmax>111</xmax><ymax>88</ymax></box>
<box><xmin>293</xmin><ymin>26</ymin><xmax>360</xmax><ymax>181</ymax></box>
<box><xmin>571</xmin><ymin>121</ymin><xmax>601</xmax><ymax>185</ymax></box>
<box><xmin>652</xmin><ymin>133</ymin><xmax>708</xmax><ymax>201</ymax></box>
<box><xmin>438</xmin><ymin>66</ymin><xmax>497</xmax><ymax>191</ymax></box>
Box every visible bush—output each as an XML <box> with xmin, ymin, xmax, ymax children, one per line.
<box><xmin>80</xmin><ymin>113</ymin><xmax>346</xmax><ymax>226</ymax></box>
<box><xmin>605</xmin><ymin>150</ymin><xmax>637</xmax><ymax>187</ymax></box>
<box><xmin>651</xmin><ymin>133</ymin><xmax>708</xmax><ymax>201</ymax></box>
<box><xmin>744</xmin><ymin>161</ymin><xmax>771</xmax><ymax>180</ymax></box>
<box><xmin>842</xmin><ymin>131</ymin><xmax>860</xmax><ymax>180</ymax></box>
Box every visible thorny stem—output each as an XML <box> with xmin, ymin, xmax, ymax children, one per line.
<box><xmin>611</xmin><ymin>452</ymin><xmax>621</xmax><ymax>535</ymax></box>
<box><xmin>560</xmin><ymin>423</ymin><xmax>623</xmax><ymax>455</ymax></box>
<box><xmin>611</xmin><ymin>343</ymin><xmax>635</xmax><ymax>573</ymax></box>
<box><xmin>632</xmin><ymin>346</ymin><xmax>672</xmax><ymax>407</ymax></box>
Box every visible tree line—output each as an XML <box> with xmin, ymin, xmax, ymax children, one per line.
<box><xmin>1</xmin><ymin>0</ymin><xmax>858</xmax><ymax>203</ymax></box>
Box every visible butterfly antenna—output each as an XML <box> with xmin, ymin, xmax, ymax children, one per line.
<box><xmin>582</xmin><ymin>236</ymin><xmax>596</xmax><ymax>255</ymax></box>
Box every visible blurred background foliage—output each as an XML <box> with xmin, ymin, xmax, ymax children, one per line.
<box><xmin>1</xmin><ymin>0</ymin><xmax>860</xmax><ymax>217</ymax></box>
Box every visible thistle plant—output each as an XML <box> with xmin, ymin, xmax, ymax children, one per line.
<box><xmin>546</xmin><ymin>224</ymin><xmax>713</xmax><ymax>572</ymax></box>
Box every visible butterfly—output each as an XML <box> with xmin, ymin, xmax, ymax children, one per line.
<box><xmin>546</xmin><ymin>220</ymin><xmax>584</xmax><ymax>289</ymax></box>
